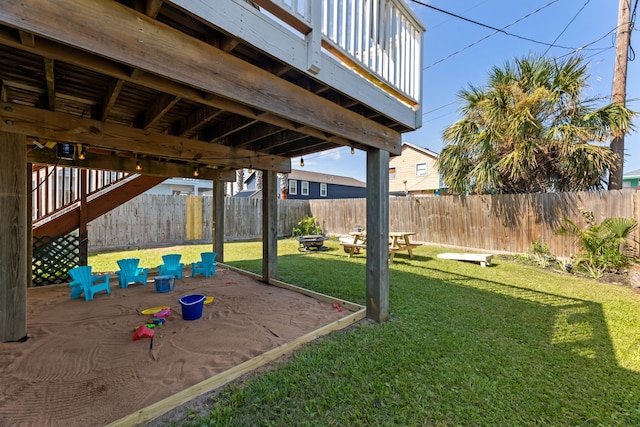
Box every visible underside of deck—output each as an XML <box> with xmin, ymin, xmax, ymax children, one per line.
<box><xmin>0</xmin><ymin>0</ymin><xmax>424</xmax><ymax>340</ymax></box>
<box><xmin>1</xmin><ymin>0</ymin><xmax>422</xmax><ymax>176</ymax></box>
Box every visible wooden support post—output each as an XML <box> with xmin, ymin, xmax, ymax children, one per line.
<box><xmin>0</xmin><ymin>132</ymin><xmax>28</xmax><ymax>341</ymax></box>
<box><xmin>262</xmin><ymin>170</ymin><xmax>278</xmax><ymax>282</ymax></box>
<box><xmin>366</xmin><ymin>148</ymin><xmax>390</xmax><ymax>322</ymax></box>
<box><xmin>212</xmin><ymin>180</ymin><xmax>225</xmax><ymax>262</ymax></box>
<box><xmin>27</xmin><ymin>163</ymin><xmax>33</xmax><ymax>288</ymax></box>
<box><xmin>79</xmin><ymin>168</ymin><xmax>88</xmax><ymax>266</ymax></box>
<box><xmin>306</xmin><ymin>0</ymin><xmax>322</xmax><ymax>74</ymax></box>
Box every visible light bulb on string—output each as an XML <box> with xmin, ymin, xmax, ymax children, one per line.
<box><xmin>300</xmin><ymin>157</ymin><xmax>304</xmax><ymax>167</ymax></box>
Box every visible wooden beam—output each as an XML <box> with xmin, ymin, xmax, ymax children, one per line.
<box><xmin>365</xmin><ymin>148</ymin><xmax>390</xmax><ymax>322</ymax></box>
<box><xmin>207</xmin><ymin>116</ymin><xmax>258</xmax><ymax>143</ymax></box>
<box><xmin>173</xmin><ymin>105</ymin><xmax>222</xmax><ymax>137</ymax></box>
<box><xmin>101</xmin><ymin>78</ymin><xmax>125</xmax><ymax>121</ymax></box>
<box><xmin>79</xmin><ymin>169</ymin><xmax>89</xmax><ymax>265</ymax></box>
<box><xmin>249</xmin><ymin>129</ymin><xmax>308</xmax><ymax>152</ymax></box>
<box><xmin>262</xmin><ymin>170</ymin><xmax>277</xmax><ymax>282</ymax></box>
<box><xmin>220</xmin><ymin>37</ymin><xmax>240</xmax><ymax>53</ymax></box>
<box><xmin>139</xmin><ymin>93</ymin><xmax>181</xmax><ymax>130</ymax></box>
<box><xmin>0</xmin><ymin>79</ymin><xmax>6</xmax><ymax>102</ymax></box>
<box><xmin>18</xmin><ymin>30</ymin><xmax>34</xmax><ymax>46</ymax></box>
<box><xmin>222</xmin><ymin>123</ymin><xmax>282</xmax><ymax>148</ymax></box>
<box><xmin>212</xmin><ymin>180</ymin><xmax>225</xmax><ymax>262</ymax></box>
<box><xmin>0</xmin><ymin>0</ymin><xmax>401</xmax><ymax>154</ymax></box>
<box><xmin>27</xmin><ymin>148</ymin><xmax>237</xmax><ymax>181</ymax></box>
<box><xmin>145</xmin><ymin>0</ymin><xmax>163</xmax><ymax>18</ymax></box>
<box><xmin>0</xmin><ymin>132</ymin><xmax>27</xmax><ymax>342</ymax></box>
<box><xmin>280</xmin><ymin>138</ymin><xmax>335</xmax><ymax>158</ymax></box>
<box><xmin>43</xmin><ymin>57</ymin><xmax>55</xmax><ymax>111</ymax></box>
<box><xmin>2</xmin><ymin>102</ymin><xmax>291</xmax><ymax>172</ymax></box>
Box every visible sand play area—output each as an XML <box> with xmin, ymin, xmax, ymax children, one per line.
<box><xmin>0</xmin><ymin>266</ymin><xmax>360</xmax><ymax>426</ymax></box>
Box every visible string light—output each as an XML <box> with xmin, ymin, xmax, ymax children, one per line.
<box><xmin>135</xmin><ymin>160</ymin><xmax>142</xmax><ymax>171</ymax></box>
<box><xmin>247</xmin><ymin>164</ymin><xmax>253</xmax><ymax>174</ymax></box>
<box><xmin>350</xmin><ymin>146</ymin><xmax>355</xmax><ymax>155</ymax></box>
<box><xmin>193</xmin><ymin>166</ymin><xmax>200</xmax><ymax>177</ymax></box>
<box><xmin>78</xmin><ymin>147</ymin><xmax>85</xmax><ymax>160</ymax></box>
<box><xmin>300</xmin><ymin>157</ymin><xmax>304</xmax><ymax>167</ymax></box>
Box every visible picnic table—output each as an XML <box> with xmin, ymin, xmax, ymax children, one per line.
<box><xmin>388</xmin><ymin>231</ymin><xmax>421</xmax><ymax>261</ymax></box>
<box><xmin>340</xmin><ymin>231</ymin><xmax>421</xmax><ymax>262</ymax></box>
<box><xmin>339</xmin><ymin>233</ymin><xmax>367</xmax><ymax>257</ymax></box>
<box><xmin>297</xmin><ymin>235</ymin><xmax>329</xmax><ymax>252</ymax></box>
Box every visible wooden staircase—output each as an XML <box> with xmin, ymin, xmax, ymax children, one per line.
<box><xmin>32</xmin><ymin>166</ymin><xmax>166</xmax><ymax>238</ymax></box>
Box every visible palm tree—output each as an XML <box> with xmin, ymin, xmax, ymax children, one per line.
<box><xmin>437</xmin><ymin>55</ymin><xmax>635</xmax><ymax>194</ymax></box>
<box><xmin>235</xmin><ymin>169</ymin><xmax>244</xmax><ymax>193</ymax></box>
<box><xmin>555</xmin><ymin>216</ymin><xmax>637</xmax><ymax>275</ymax></box>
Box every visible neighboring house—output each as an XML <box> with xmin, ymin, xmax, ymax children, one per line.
<box><xmin>145</xmin><ymin>178</ymin><xmax>214</xmax><ymax>196</ymax></box>
<box><xmin>389</xmin><ymin>142</ymin><xmax>440</xmax><ymax>196</ymax></box>
<box><xmin>234</xmin><ymin>189</ymin><xmax>261</xmax><ymax>198</ymax></box>
<box><xmin>241</xmin><ymin>169</ymin><xmax>366</xmax><ymax>199</ymax></box>
<box><xmin>623</xmin><ymin>169</ymin><xmax>640</xmax><ymax>189</ymax></box>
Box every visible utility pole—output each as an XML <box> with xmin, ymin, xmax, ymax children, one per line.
<box><xmin>608</xmin><ymin>0</ymin><xmax>632</xmax><ymax>190</ymax></box>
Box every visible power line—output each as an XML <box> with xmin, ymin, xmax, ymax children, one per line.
<box><xmin>416</xmin><ymin>0</ymin><xmax>603</xmax><ymax>70</ymax></box>
<box><xmin>543</xmin><ymin>0</ymin><xmax>592</xmax><ymax>56</ymax></box>
<box><xmin>422</xmin><ymin>100</ymin><xmax>459</xmax><ymax>116</ymax></box>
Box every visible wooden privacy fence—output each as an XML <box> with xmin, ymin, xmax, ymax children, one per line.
<box><xmin>88</xmin><ymin>190</ymin><xmax>639</xmax><ymax>258</ymax></box>
<box><xmin>88</xmin><ymin>195</ymin><xmax>311</xmax><ymax>252</ymax></box>
<box><xmin>309</xmin><ymin>189</ymin><xmax>640</xmax><ymax>258</ymax></box>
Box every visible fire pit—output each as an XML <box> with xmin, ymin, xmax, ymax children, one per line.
<box><xmin>297</xmin><ymin>235</ymin><xmax>329</xmax><ymax>252</ymax></box>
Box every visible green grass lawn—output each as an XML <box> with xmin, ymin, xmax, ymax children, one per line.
<box><xmin>90</xmin><ymin>239</ymin><xmax>640</xmax><ymax>426</ymax></box>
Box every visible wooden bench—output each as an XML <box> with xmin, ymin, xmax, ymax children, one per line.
<box><xmin>436</xmin><ymin>252</ymin><xmax>493</xmax><ymax>267</ymax></box>
<box><xmin>340</xmin><ymin>242</ymin><xmax>367</xmax><ymax>258</ymax></box>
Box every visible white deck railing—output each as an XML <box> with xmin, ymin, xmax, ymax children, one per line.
<box><xmin>264</xmin><ymin>0</ymin><xmax>424</xmax><ymax>105</ymax></box>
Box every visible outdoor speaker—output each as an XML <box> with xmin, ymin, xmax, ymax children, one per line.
<box><xmin>56</xmin><ymin>143</ymin><xmax>75</xmax><ymax>160</ymax></box>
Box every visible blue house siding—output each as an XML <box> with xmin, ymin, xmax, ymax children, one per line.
<box><xmin>287</xmin><ymin>181</ymin><xmax>365</xmax><ymax>199</ymax></box>
<box><xmin>240</xmin><ymin>170</ymin><xmax>366</xmax><ymax>199</ymax></box>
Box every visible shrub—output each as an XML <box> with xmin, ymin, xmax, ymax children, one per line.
<box><xmin>555</xmin><ymin>213</ymin><xmax>638</xmax><ymax>277</ymax></box>
<box><xmin>530</xmin><ymin>240</ymin><xmax>554</xmax><ymax>268</ymax></box>
<box><xmin>292</xmin><ymin>216</ymin><xmax>323</xmax><ymax>236</ymax></box>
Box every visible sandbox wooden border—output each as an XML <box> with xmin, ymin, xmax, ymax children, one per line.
<box><xmin>108</xmin><ymin>264</ymin><xmax>366</xmax><ymax>426</ymax></box>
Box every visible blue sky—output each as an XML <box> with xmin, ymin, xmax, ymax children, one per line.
<box><xmin>294</xmin><ymin>0</ymin><xmax>639</xmax><ymax>183</ymax></box>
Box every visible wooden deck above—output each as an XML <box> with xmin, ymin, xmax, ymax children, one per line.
<box><xmin>0</xmin><ymin>0</ymin><xmax>424</xmax><ymax>176</ymax></box>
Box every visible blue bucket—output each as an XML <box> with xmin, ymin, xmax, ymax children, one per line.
<box><xmin>154</xmin><ymin>275</ymin><xmax>176</xmax><ymax>293</ymax></box>
<box><xmin>179</xmin><ymin>294</ymin><xmax>206</xmax><ymax>320</ymax></box>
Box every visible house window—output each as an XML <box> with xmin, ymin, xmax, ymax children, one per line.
<box><xmin>289</xmin><ymin>179</ymin><xmax>297</xmax><ymax>195</ymax></box>
<box><xmin>301</xmin><ymin>181</ymin><xmax>309</xmax><ymax>196</ymax></box>
<box><xmin>416</xmin><ymin>162</ymin><xmax>427</xmax><ymax>177</ymax></box>
<box><xmin>389</xmin><ymin>167</ymin><xmax>396</xmax><ymax>180</ymax></box>
<box><xmin>320</xmin><ymin>183</ymin><xmax>327</xmax><ymax>197</ymax></box>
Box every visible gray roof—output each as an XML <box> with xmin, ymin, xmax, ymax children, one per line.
<box><xmin>401</xmin><ymin>142</ymin><xmax>439</xmax><ymax>158</ymax></box>
<box><xmin>623</xmin><ymin>168</ymin><xmax>640</xmax><ymax>178</ymax></box>
<box><xmin>234</xmin><ymin>189</ymin><xmax>261</xmax><ymax>198</ymax></box>
<box><xmin>243</xmin><ymin>169</ymin><xmax>365</xmax><ymax>187</ymax></box>
<box><xmin>286</xmin><ymin>169</ymin><xmax>366</xmax><ymax>187</ymax></box>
